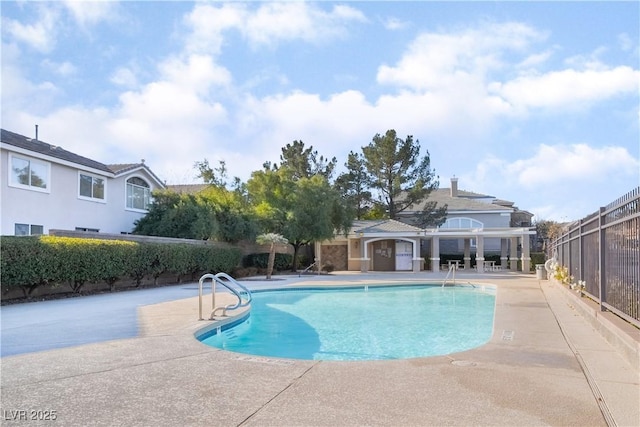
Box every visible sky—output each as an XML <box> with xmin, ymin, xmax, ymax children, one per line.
<box><xmin>2</xmin><ymin>1</ymin><xmax>639</xmax><ymax>223</ymax></box>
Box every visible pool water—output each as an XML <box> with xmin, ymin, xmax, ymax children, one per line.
<box><xmin>199</xmin><ymin>285</ymin><xmax>495</xmax><ymax>361</ymax></box>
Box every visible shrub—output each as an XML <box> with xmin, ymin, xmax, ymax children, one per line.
<box><xmin>1</xmin><ymin>236</ymin><xmax>57</xmax><ymax>297</ymax></box>
<box><xmin>244</xmin><ymin>253</ymin><xmax>293</xmax><ymax>271</ymax></box>
<box><xmin>42</xmin><ymin>237</ymin><xmax>137</xmax><ymax>293</ymax></box>
<box><xmin>1</xmin><ymin>236</ymin><xmax>243</xmax><ymax>298</ymax></box>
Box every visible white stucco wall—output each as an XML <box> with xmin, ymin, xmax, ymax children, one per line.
<box><xmin>1</xmin><ymin>149</ymin><xmax>162</xmax><ymax>235</ymax></box>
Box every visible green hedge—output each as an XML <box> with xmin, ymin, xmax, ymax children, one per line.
<box><xmin>243</xmin><ymin>253</ymin><xmax>293</xmax><ymax>271</ymax></box>
<box><xmin>1</xmin><ymin>236</ymin><xmax>242</xmax><ymax>296</ymax></box>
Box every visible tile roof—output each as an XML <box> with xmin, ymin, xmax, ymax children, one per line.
<box><xmin>352</xmin><ymin>219</ymin><xmax>424</xmax><ymax>234</ymax></box>
<box><xmin>108</xmin><ymin>163</ymin><xmax>166</xmax><ymax>187</ymax></box>
<box><xmin>404</xmin><ymin>188</ymin><xmax>511</xmax><ymax>212</ymax></box>
<box><xmin>1</xmin><ymin>128</ymin><xmax>112</xmax><ymax>174</ymax></box>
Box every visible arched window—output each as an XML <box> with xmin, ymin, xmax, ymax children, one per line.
<box><xmin>126</xmin><ymin>177</ymin><xmax>151</xmax><ymax>210</ymax></box>
<box><xmin>439</xmin><ymin>217</ymin><xmax>483</xmax><ymax>229</ymax></box>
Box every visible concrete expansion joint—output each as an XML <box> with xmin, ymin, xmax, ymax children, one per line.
<box><xmin>237</xmin><ymin>361</ymin><xmax>321</xmax><ymax>426</ymax></box>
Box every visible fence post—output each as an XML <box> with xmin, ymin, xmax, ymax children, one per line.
<box><xmin>578</xmin><ymin>218</ymin><xmax>583</xmax><ymax>282</ymax></box>
<box><xmin>598</xmin><ymin>206</ymin><xmax>606</xmax><ymax>312</ymax></box>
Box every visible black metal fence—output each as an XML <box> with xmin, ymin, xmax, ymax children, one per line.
<box><xmin>551</xmin><ymin>187</ymin><xmax>639</xmax><ymax>328</ymax></box>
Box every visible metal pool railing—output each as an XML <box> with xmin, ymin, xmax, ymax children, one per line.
<box><xmin>198</xmin><ymin>272</ymin><xmax>252</xmax><ymax>320</ymax></box>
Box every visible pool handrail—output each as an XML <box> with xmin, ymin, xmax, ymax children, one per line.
<box><xmin>442</xmin><ymin>264</ymin><xmax>457</xmax><ymax>287</ymax></box>
<box><xmin>198</xmin><ymin>273</ymin><xmax>252</xmax><ymax>320</ymax></box>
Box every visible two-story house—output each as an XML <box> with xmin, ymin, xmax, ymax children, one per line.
<box><xmin>1</xmin><ymin>129</ymin><xmax>165</xmax><ymax>236</ymax></box>
<box><xmin>316</xmin><ymin>177</ymin><xmax>535</xmax><ymax>273</ymax></box>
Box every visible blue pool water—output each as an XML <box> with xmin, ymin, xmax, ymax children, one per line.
<box><xmin>199</xmin><ymin>285</ymin><xmax>496</xmax><ymax>361</ymax></box>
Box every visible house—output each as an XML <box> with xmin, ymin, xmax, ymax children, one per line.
<box><xmin>316</xmin><ymin>177</ymin><xmax>535</xmax><ymax>273</ymax></box>
<box><xmin>1</xmin><ymin>128</ymin><xmax>165</xmax><ymax>236</ymax></box>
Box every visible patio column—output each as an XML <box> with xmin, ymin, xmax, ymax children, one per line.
<box><xmin>521</xmin><ymin>234</ymin><xmax>531</xmax><ymax>273</ymax></box>
<box><xmin>500</xmin><ymin>238</ymin><xmax>508</xmax><ymax>271</ymax></box>
<box><xmin>476</xmin><ymin>235</ymin><xmax>485</xmax><ymax>273</ymax></box>
<box><xmin>509</xmin><ymin>237</ymin><xmax>518</xmax><ymax>271</ymax></box>
<box><xmin>412</xmin><ymin>238</ymin><xmax>422</xmax><ymax>273</ymax></box>
<box><xmin>463</xmin><ymin>238</ymin><xmax>471</xmax><ymax>270</ymax></box>
<box><xmin>431</xmin><ymin>236</ymin><xmax>440</xmax><ymax>273</ymax></box>
<box><xmin>360</xmin><ymin>238</ymin><xmax>369</xmax><ymax>272</ymax></box>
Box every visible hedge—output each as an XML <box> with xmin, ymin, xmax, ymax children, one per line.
<box><xmin>1</xmin><ymin>236</ymin><xmax>242</xmax><ymax>296</ymax></box>
<box><xmin>243</xmin><ymin>252</ymin><xmax>293</xmax><ymax>271</ymax></box>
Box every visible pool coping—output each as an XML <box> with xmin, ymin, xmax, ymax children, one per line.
<box><xmin>2</xmin><ymin>272</ymin><xmax>639</xmax><ymax>426</ymax></box>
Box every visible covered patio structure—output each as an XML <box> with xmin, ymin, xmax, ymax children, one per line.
<box><xmin>316</xmin><ymin>219</ymin><xmax>536</xmax><ymax>273</ymax></box>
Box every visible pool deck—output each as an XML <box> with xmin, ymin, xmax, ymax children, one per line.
<box><xmin>1</xmin><ymin>272</ymin><xmax>639</xmax><ymax>426</ymax></box>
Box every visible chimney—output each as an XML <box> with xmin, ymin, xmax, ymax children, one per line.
<box><xmin>35</xmin><ymin>124</ymin><xmax>39</xmax><ymax>141</ymax></box>
<box><xmin>450</xmin><ymin>176</ymin><xmax>458</xmax><ymax>197</ymax></box>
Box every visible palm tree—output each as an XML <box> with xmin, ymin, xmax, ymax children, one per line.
<box><xmin>256</xmin><ymin>233</ymin><xmax>288</xmax><ymax>280</ymax></box>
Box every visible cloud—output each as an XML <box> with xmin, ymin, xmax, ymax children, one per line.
<box><xmin>473</xmin><ymin>143</ymin><xmax>639</xmax><ymax>190</ymax></box>
<box><xmin>377</xmin><ymin>21</ymin><xmax>546</xmax><ymax>91</ymax></box>
<box><xmin>42</xmin><ymin>59</ymin><xmax>77</xmax><ymax>76</ymax></box>
<box><xmin>183</xmin><ymin>2</ymin><xmax>366</xmax><ymax>54</ymax></box>
<box><xmin>382</xmin><ymin>17</ymin><xmax>409</xmax><ymax>31</ymax></box>
<box><xmin>62</xmin><ymin>0</ymin><xmax>118</xmax><ymax>27</ymax></box>
<box><xmin>489</xmin><ymin>66</ymin><xmax>640</xmax><ymax>110</ymax></box>
<box><xmin>110</xmin><ymin>67</ymin><xmax>139</xmax><ymax>88</ymax></box>
<box><xmin>2</xmin><ymin>5</ymin><xmax>59</xmax><ymax>52</ymax></box>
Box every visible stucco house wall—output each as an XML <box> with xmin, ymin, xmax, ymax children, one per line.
<box><xmin>1</xmin><ymin>129</ymin><xmax>165</xmax><ymax>236</ymax></box>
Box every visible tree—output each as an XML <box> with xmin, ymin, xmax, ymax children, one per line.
<box><xmin>256</xmin><ymin>233</ymin><xmax>288</xmax><ymax>280</ymax></box>
<box><xmin>334</xmin><ymin>151</ymin><xmax>373</xmax><ymax>220</ymax></box>
<box><xmin>247</xmin><ymin>142</ymin><xmax>352</xmax><ymax>270</ymax></box>
<box><xmin>278</xmin><ymin>140</ymin><xmax>337</xmax><ymax>180</ymax></box>
<box><xmin>362</xmin><ymin>129</ymin><xmax>446</xmax><ymax>227</ymax></box>
<box><xmin>194</xmin><ymin>159</ymin><xmax>228</xmax><ymax>188</ymax></box>
<box><xmin>132</xmin><ymin>186</ymin><xmax>255</xmax><ymax>243</ymax></box>
<box><xmin>535</xmin><ymin>219</ymin><xmax>565</xmax><ymax>256</ymax></box>
<box><xmin>283</xmin><ymin>175</ymin><xmax>348</xmax><ymax>270</ymax></box>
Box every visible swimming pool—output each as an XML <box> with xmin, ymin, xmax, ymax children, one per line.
<box><xmin>198</xmin><ymin>285</ymin><xmax>496</xmax><ymax>361</ymax></box>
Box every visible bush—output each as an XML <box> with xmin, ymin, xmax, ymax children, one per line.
<box><xmin>1</xmin><ymin>236</ymin><xmax>57</xmax><ymax>297</ymax></box>
<box><xmin>530</xmin><ymin>252</ymin><xmax>546</xmax><ymax>271</ymax></box>
<box><xmin>243</xmin><ymin>253</ymin><xmax>292</xmax><ymax>271</ymax></box>
<box><xmin>1</xmin><ymin>236</ymin><xmax>242</xmax><ymax>298</ymax></box>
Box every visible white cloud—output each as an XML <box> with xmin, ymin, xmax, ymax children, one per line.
<box><xmin>183</xmin><ymin>2</ymin><xmax>366</xmax><ymax>54</ymax></box>
<box><xmin>517</xmin><ymin>48</ymin><xmax>555</xmax><ymax>69</ymax></box>
<box><xmin>490</xmin><ymin>66</ymin><xmax>640</xmax><ymax>110</ymax></box>
<box><xmin>617</xmin><ymin>32</ymin><xmax>633</xmax><ymax>51</ymax></box>
<box><xmin>472</xmin><ymin>143</ymin><xmax>639</xmax><ymax>191</ymax></box>
<box><xmin>42</xmin><ymin>59</ymin><xmax>77</xmax><ymax>76</ymax></box>
<box><xmin>183</xmin><ymin>3</ymin><xmax>244</xmax><ymax>55</ymax></box>
<box><xmin>382</xmin><ymin>17</ymin><xmax>409</xmax><ymax>31</ymax></box>
<box><xmin>110</xmin><ymin>67</ymin><xmax>138</xmax><ymax>88</ymax></box>
<box><xmin>377</xmin><ymin>22</ymin><xmax>546</xmax><ymax>91</ymax></box>
<box><xmin>244</xmin><ymin>3</ymin><xmax>366</xmax><ymax>47</ymax></box>
<box><xmin>2</xmin><ymin>6</ymin><xmax>59</xmax><ymax>52</ymax></box>
<box><xmin>158</xmin><ymin>54</ymin><xmax>232</xmax><ymax>94</ymax></box>
<box><xmin>62</xmin><ymin>0</ymin><xmax>118</xmax><ymax>27</ymax></box>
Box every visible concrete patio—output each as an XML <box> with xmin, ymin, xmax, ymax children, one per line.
<box><xmin>1</xmin><ymin>272</ymin><xmax>638</xmax><ymax>426</ymax></box>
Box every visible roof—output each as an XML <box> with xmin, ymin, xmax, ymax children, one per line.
<box><xmin>408</xmin><ymin>188</ymin><xmax>512</xmax><ymax>212</ymax></box>
<box><xmin>1</xmin><ymin>128</ymin><xmax>113</xmax><ymax>174</ymax></box>
<box><xmin>108</xmin><ymin>163</ymin><xmax>165</xmax><ymax>188</ymax></box>
<box><xmin>1</xmin><ymin>129</ymin><xmax>165</xmax><ymax>188</ymax></box>
<box><xmin>352</xmin><ymin>219</ymin><xmax>424</xmax><ymax>234</ymax></box>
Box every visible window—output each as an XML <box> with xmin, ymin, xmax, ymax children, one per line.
<box><xmin>126</xmin><ymin>177</ymin><xmax>151</xmax><ymax>210</ymax></box>
<box><xmin>440</xmin><ymin>217</ymin><xmax>484</xmax><ymax>230</ymax></box>
<box><xmin>15</xmin><ymin>223</ymin><xmax>44</xmax><ymax>236</ymax></box>
<box><xmin>9</xmin><ymin>154</ymin><xmax>49</xmax><ymax>191</ymax></box>
<box><xmin>79</xmin><ymin>173</ymin><xmax>105</xmax><ymax>200</ymax></box>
